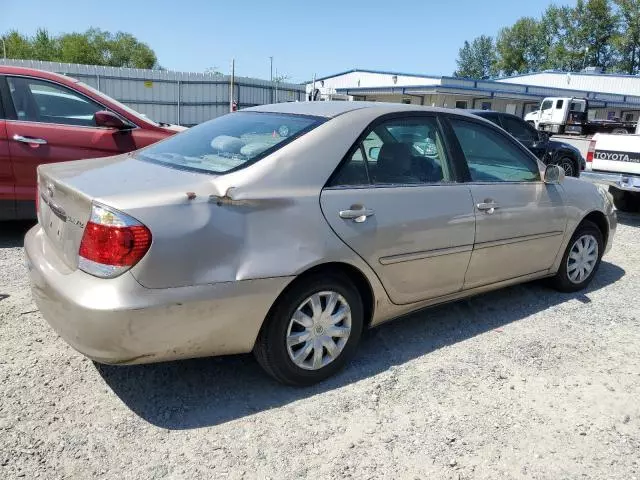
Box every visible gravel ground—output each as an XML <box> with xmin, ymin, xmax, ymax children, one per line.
<box><xmin>1</xmin><ymin>215</ymin><xmax>639</xmax><ymax>480</ymax></box>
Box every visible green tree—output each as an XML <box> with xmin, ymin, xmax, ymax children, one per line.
<box><xmin>496</xmin><ymin>17</ymin><xmax>547</xmax><ymax>75</ymax></box>
<box><xmin>31</xmin><ymin>28</ymin><xmax>59</xmax><ymax>61</ymax></box>
<box><xmin>1</xmin><ymin>31</ymin><xmax>33</xmax><ymax>59</ymax></box>
<box><xmin>576</xmin><ymin>0</ymin><xmax>619</xmax><ymax>69</ymax></box>
<box><xmin>613</xmin><ymin>0</ymin><xmax>640</xmax><ymax>74</ymax></box>
<box><xmin>1</xmin><ymin>28</ymin><xmax>158</xmax><ymax>69</ymax></box>
<box><xmin>454</xmin><ymin>35</ymin><xmax>498</xmax><ymax>79</ymax></box>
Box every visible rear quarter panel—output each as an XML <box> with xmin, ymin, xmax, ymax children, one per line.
<box><xmin>126</xmin><ymin>108</ymin><xmax>388</xmax><ymax>290</ymax></box>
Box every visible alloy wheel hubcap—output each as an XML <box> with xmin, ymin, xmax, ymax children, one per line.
<box><xmin>559</xmin><ymin>159</ymin><xmax>574</xmax><ymax>176</ymax></box>
<box><xmin>286</xmin><ymin>291</ymin><xmax>352</xmax><ymax>371</ymax></box>
<box><xmin>567</xmin><ymin>234</ymin><xmax>598</xmax><ymax>284</ymax></box>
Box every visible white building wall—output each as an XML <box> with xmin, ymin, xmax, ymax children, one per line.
<box><xmin>497</xmin><ymin>72</ymin><xmax>640</xmax><ymax>96</ymax></box>
<box><xmin>307</xmin><ymin>71</ymin><xmax>441</xmax><ymax>98</ymax></box>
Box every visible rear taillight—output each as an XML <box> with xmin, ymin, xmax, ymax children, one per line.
<box><xmin>78</xmin><ymin>204</ymin><xmax>152</xmax><ymax>278</ymax></box>
<box><xmin>586</xmin><ymin>139</ymin><xmax>596</xmax><ymax>163</ymax></box>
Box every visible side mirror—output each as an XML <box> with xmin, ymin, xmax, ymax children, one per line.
<box><xmin>369</xmin><ymin>146</ymin><xmax>380</xmax><ymax>160</ymax></box>
<box><xmin>94</xmin><ymin>110</ymin><xmax>130</xmax><ymax>130</ymax></box>
<box><xmin>544</xmin><ymin>164</ymin><xmax>565</xmax><ymax>184</ymax></box>
<box><xmin>538</xmin><ymin>131</ymin><xmax>550</xmax><ymax>142</ymax></box>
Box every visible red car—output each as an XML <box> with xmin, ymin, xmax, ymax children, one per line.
<box><xmin>0</xmin><ymin>66</ymin><xmax>182</xmax><ymax>220</ymax></box>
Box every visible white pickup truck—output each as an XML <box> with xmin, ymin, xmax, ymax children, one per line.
<box><xmin>582</xmin><ymin>122</ymin><xmax>640</xmax><ymax>212</ymax></box>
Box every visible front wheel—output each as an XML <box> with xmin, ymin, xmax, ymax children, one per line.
<box><xmin>549</xmin><ymin>221</ymin><xmax>603</xmax><ymax>293</ymax></box>
<box><xmin>254</xmin><ymin>273</ymin><xmax>363</xmax><ymax>386</ymax></box>
<box><xmin>555</xmin><ymin>157</ymin><xmax>578</xmax><ymax>178</ymax></box>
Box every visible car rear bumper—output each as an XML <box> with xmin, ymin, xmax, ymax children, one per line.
<box><xmin>580</xmin><ymin>170</ymin><xmax>640</xmax><ymax>193</ymax></box>
<box><xmin>24</xmin><ymin>225</ymin><xmax>293</xmax><ymax>365</ymax></box>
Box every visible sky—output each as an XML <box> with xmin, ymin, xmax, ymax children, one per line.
<box><xmin>2</xmin><ymin>0</ymin><xmax>575</xmax><ymax>83</ymax></box>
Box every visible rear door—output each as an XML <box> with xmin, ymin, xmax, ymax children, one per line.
<box><xmin>446</xmin><ymin>116</ymin><xmax>567</xmax><ymax>288</ymax></box>
<box><xmin>0</xmin><ymin>77</ymin><xmax>15</xmax><ymax>219</ymax></box>
<box><xmin>320</xmin><ymin>114</ymin><xmax>476</xmax><ymax>305</ymax></box>
<box><xmin>4</xmin><ymin>75</ymin><xmax>140</xmax><ymax>217</ymax></box>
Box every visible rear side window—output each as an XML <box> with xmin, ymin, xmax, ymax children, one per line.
<box><xmin>7</xmin><ymin>76</ymin><xmax>103</xmax><ymax>127</ymax></box>
<box><xmin>449</xmin><ymin>118</ymin><xmax>540</xmax><ymax>183</ymax></box>
<box><xmin>556</xmin><ymin>100</ymin><xmax>564</xmax><ymax>109</ymax></box>
<box><xmin>500</xmin><ymin>115</ymin><xmax>537</xmax><ymax>143</ymax></box>
<box><xmin>330</xmin><ymin>116</ymin><xmax>451</xmax><ymax>187</ymax></box>
<box><xmin>138</xmin><ymin>112</ymin><xmax>323</xmax><ymax>174</ymax></box>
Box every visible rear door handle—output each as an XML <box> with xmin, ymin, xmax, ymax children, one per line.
<box><xmin>13</xmin><ymin>134</ymin><xmax>47</xmax><ymax>145</ymax></box>
<box><xmin>476</xmin><ymin>201</ymin><xmax>499</xmax><ymax>214</ymax></box>
<box><xmin>339</xmin><ymin>207</ymin><xmax>375</xmax><ymax>223</ymax></box>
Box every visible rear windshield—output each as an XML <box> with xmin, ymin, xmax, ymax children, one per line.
<box><xmin>137</xmin><ymin>111</ymin><xmax>323</xmax><ymax>174</ymax></box>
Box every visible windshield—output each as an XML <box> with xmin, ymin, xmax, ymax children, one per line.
<box><xmin>77</xmin><ymin>81</ymin><xmax>160</xmax><ymax>126</ymax></box>
<box><xmin>137</xmin><ymin>111</ymin><xmax>324</xmax><ymax>174</ymax></box>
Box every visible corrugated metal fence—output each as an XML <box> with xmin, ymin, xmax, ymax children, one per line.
<box><xmin>0</xmin><ymin>59</ymin><xmax>306</xmax><ymax>126</ymax></box>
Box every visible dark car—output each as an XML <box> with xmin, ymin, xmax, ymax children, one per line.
<box><xmin>471</xmin><ymin>110</ymin><xmax>584</xmax><ymax>177</ymax></box>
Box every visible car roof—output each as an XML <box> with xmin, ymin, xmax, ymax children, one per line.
<box><xmin>467</xmin><ymin>109</ymin><xmax>500</xmax><ymax>115</ymax></box>
<box><xmin>247</xmin><ymin>101</ymin><xmax>482</xmax><ymax>119</ymax></box>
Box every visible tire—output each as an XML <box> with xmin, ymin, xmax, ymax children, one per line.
<box><xmin>556</xmin><ymin>156</ymin><xmax>578</xmax><ymax>178</ymax></box>
<box><xmin>549</xmin><ymin>221</ymin><xmax>604</xmax><ymax>293</ymax></box>
<box><xmin>254</xmin><ymin>273</ymin><xmax>363</xmax><ymax>386</ymax></box>
<box><xmin>612</xmin><ymin>128</ymin><xmax>629</xmax><ymax>135</ymax></box>
<box><xmin>609</xmin><ymin>187</ymin><xmax>639</xmax><ymax>212</ymax></box>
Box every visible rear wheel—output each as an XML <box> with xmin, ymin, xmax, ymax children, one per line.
<box><xmin>254</xmin><ymin>273</ymin><xmax>363</xmax><ymax>386</ymax></box>
<box><xmin>549</xmin><ymin>221</ymin><xmax>603</xmax><ymax>292</ymax></box>
<box><xmin>609</xmin><ymin>187</ymin><xmax>640</xmax><ymax>212</ymax></box>
<box><xmin>612</xmin><ymin>128</ymin><xmax>629</xmax><ymax>135</ymax></box>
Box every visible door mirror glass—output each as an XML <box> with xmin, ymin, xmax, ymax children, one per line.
<box><xmin>369</xmin><ymin>146</ymin><xmax>380</xmax><ymax>160</ymax></box>
<box><xmin>544</xmin><ymin>164</ymin><xmax>565</xmax><ymax>184</ymax></box>
<box><xmin>94</xmin><ymin>110</ymin><xmax>129</xmax><ymax>129</ymax></box>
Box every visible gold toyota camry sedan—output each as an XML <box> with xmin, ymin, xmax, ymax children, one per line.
<box><xmin>25</xmin><ymin>102</ymin><xmax>616</xmax><ymax>385</ymax></box>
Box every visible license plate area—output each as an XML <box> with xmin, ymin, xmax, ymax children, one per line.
<box><xmin>41</xmin><ymin>197</ymin><xmax>67</xmax><ymax>245</ymax></box>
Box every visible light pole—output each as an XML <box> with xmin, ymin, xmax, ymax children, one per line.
<box><xmin>269</xmin><ymin>56</ymin><xmax>274</xmax><ymax>103</ymax></box>
<box><xmin>1</xmin><ymin>37</ymin><xmax>6</xmax><ymax>59</ymax></box>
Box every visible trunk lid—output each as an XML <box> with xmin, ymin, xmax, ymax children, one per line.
<box><xmin>37</xmin><ymin>153</ymin><xmax>215</xmax><ymax>270</ymax></box>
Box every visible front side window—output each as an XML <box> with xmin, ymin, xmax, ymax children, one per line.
<box><xmin>138</xmin><ymin>112</ymin><xmax>323</xmax><ymax>174</ymax></box>
<box><xmin>449</xmin><ymin>118</ymin><xmax>540</xmax><ymax>183</ymax></box>
<box><xmin>500</xmin><ymin>115</ymin><xmax>536</xmax><ymax>143</ymax></box>
<box><xmin>541</xmin><ymin>100</ymin><xmax>553</xmax><ymax>111</ymax></box>
<box><xmin>331</xmin><ymin>116</ymin><xmax>451</xmax><ymax>187</ymax></box>
<box><xmin>7</xmin><ymin>76</ymin><xmax>103</xmax><ymax>127</ymax></box>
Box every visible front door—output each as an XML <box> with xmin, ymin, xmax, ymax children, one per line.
<box><xmin>320</xmin><ymin>115</ymin><xmax>476</xmax><ymax>305</ymax></box>
<box><xmin>0</xmin><ymin>118</ymin><xmax>15</xmax><ymax>220</ymax></box>
<box><xmin>3</xmin><ymin>75</ymin><xmax>139</xmax><ymax>217</ymax></box>
<box><xmin>447</xmin><ymin>116</ymin><xmax>567</xmax><ymax>289</ymax></box>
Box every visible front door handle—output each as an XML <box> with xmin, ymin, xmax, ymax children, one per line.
<box><xmin>477</xmin><ymin>201</ymin><xmax>499</xmax><ymax>214</ymax></box>
<box><xmin>13</xmin><ymin>134</ymin><xmax>47</xmax><ymax>145</ymax></box>
<box><xmin>339</xmin><ymin>206</ymin><xmax>375</xmax><ymax>223</ymax></box>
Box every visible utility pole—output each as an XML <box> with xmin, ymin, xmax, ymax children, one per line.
<box><xmin>275</xmin><ymin>68</ymin><xmax>278</xmax><ymax>103</ymax></box>
<box><xmin>229</xmin><ymin>58</ymin><xmax>235</xmax><ymax>112</ymax></box>
<box><xmin>1</xmin><ymin>37</ymin><xmax>6</xmax><ymax>59</ymax></box>
<box><xmin>269</xmin><ymin>56</ymin><xmax>274</xmax><ymax>103</ymax></box>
